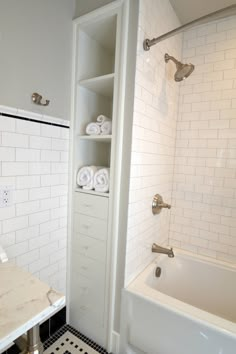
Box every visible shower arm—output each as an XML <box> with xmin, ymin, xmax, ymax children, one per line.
<box><xmin>164</xmin><ymin>54</ymin><xmax>181</xmax><ymax>67</ymax></box>
<box><xmin>143</xmin><ymin>4</ymin><xmax>236</xmax><ymax>51</ymax></box>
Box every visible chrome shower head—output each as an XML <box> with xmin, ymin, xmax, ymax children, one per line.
<box><xmin>164</xmin><ymin>53</ymin><xmax>194</xmax><ymax>82</ymax></box>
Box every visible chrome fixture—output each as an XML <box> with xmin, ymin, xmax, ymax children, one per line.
<box><xmin>155</xmin><ymin>266</ymin><xmax>162</xmax><ymax>277</ymax></box>
<box><xmin>165</xmin><ymin>53</ymin><xmax>194</xmax><ymax>82</ymax></box>
<box><xmin>152</xmin><ymin>243</ymin><xmax>174</xmax><ymax>258</ymax></box>
<box><xmin>143</xmin><ymin>5</ymin><xmax>236</xmax><ymax>51</ymax></box>
<box><xmin>14</xmin><ymin>324</ymin><xmax>43</xmax><ymax>354</ymax></box>
<box><xmin>32</xmin><ymin>92</ymin><xmax>50</xmax><ymax>106</ymax></box>
<box><xmin>152</xmin><ymin>194</ymin><xmax>171</xmax><ymax>215</ymax></box>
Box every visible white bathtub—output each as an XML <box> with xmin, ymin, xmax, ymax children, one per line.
<box><xmin>120</xmin><ymin>249</ymin><xmax>236</xmax><ymax>354</ymax></box>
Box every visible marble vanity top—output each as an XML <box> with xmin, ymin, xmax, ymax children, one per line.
<box><xmin>0</xmin><ymin>262</ymin><xmax>65</xmax><ymax>352</ymax></box>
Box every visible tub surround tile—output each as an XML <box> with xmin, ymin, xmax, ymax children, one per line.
<box><xmin>125</xmin><ymin>0</ymin><xmax>182</xmax><ymax>286</ymax></box>
<box><xmin>0</xmin><ymin>262</ymin><xmax>65</xmax><ymax>352</ymax></box>
<box><xmin>170</xmin><ymin>14</ymin><xmax>236</xmax><ymax>263</ymax></box>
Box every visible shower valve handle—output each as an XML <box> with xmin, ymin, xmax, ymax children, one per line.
<box><xmin>152</xmin><ymin>194</ymin><xmax>171</xmax><ymax>215</ymax></box>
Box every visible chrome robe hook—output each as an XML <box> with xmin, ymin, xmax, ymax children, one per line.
<box><xmin>32</xmin><ymin>92</ymin><xmax>50</xmax><ymax>106</ymax></box>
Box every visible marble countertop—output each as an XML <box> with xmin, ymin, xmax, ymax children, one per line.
<box><xmin>0</xmin><ymin>262</ymin><xmax>65</xmax><ymax>352</ymax></box>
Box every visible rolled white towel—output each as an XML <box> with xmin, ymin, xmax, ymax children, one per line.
<box><xmin>94</xmin><ymin>168</ymin><xmax>110</xmax><ymax>193</ymax></box>
<box><xmin>86</xmin><ymin>122</ymin><xmax>101</xmax><ymax>135</ymax></box>
<box><xmin>77</xmin><ymin>166</ymin><xmax>98</xmax><ymax>190</ymax></box>
<box><xmin>96</xmin><ymin>115</ymin><xmax>111</xmax><ymax>125</ymax></box>
<box><xmin>101</xmin><ymin>120</ymin><xmax>112</xmax><ymax>135</ymax></box>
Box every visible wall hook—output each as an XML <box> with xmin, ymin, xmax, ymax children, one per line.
<box><xmin>32</xmin><ymin>92</ymin><xmax>50</xmax><ymax>106</ymax></box>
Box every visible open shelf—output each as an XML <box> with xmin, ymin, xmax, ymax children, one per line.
<box><xmin>75</xmin><ymin>188</ymin><xmax>109</xmax><ymax>198</ymax></box>
<box><xmin>78</xmin><ymin>135</ymin><xmax>112</xmax><ymax>143</ymax></box>
<box><xmin>79</xmin><ymin>74</ymin><xmax>114</xmax><ymax>98</ymax></box>
<box><xmin>80</xmin><ymin>15</ymin><xmax>117</xmax><ymax>52</ymax></box>
<box><xmin>75</xmin><ymin>86</ymin><xmax>113</xmax><ymax>136</ymax></box>
<box><xmin>77</xmin><ymin>15</ymin><xmax>117</xmax><ymax>81</ymax></box>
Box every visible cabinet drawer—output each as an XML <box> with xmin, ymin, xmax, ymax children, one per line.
<box><xmin>73</xmin><ymin>233</ymin><xmax>106</xmax><ymax>263</ymax></box>
<box><xmin>72</xmin><ymin>252</ymin><xmax>106</xmax><ymax>281</ymax></box>
<box><xmin>74</xmin><ymin>213</ymin><xmax>108</xmax><ymax>241</ymax></box>
<box><xmin>74</xmin><ymin>192</ymin><xmax>109</xmax><ymax>220</ymax></box>
<box><xmin>71</xmin><ymin>271</ymin><xmax>104</xmax><ymax>325</ymax></box>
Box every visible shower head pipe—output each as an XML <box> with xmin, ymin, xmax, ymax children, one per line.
<box><xmin>144</xmin><ymin>4</ymin><xmax>236</xmax><ymax>51</ymax></box>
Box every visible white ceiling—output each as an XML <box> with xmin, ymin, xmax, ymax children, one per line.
<box><xmin>169</xmin><ymin>0</ymin><xmax>236</xmax><ymax>23</ymax></box>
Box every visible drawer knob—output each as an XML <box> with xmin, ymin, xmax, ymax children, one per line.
<box><xmin>80</xmin><ymin>305</ymin><xmax>89</xmax><ymax>311</ymax></box>
<box><xmin>83</xmin><ymin>203</ymin><xmax>92</xmax><ymax>208</ymax></box>
<box><xmin>82</xmin><ymin>224</ymin><xmax>91</xmax><ymax>229</ymax></box>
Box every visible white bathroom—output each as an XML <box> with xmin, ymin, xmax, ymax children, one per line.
<box><xmin>0</xmin><ymin>0</ymin><xmax>236</xmax><ymax>353</ymax></box>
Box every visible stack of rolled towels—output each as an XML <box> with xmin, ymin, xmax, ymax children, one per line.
<box><xmin>77</xmin><ymin>166</ymin><xmax>110</xmax><ymax>193</ymax></box>
<box><xmin>86</xmin><ymin>115</ymin><xmax>112</xmax><ymax>136</ymax></box>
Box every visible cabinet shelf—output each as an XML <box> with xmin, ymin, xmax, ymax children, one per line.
<box><xmin>78</xmin><ymin>135</ymin><xmax>112</xmax><ymax>143</ymax></box>
<box><xmin>79</xmin><ymin>73</ymin><xmax>114</xmax><ymax>98</ymax></box>
<box><xmin>75</xmin><ymin>188</ymin><xmax>109</xmax><ymax>198</ymax></box>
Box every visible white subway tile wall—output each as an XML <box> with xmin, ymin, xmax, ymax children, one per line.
<box><xmin>0</xmin><ymin>111</ymin><xmax>69</xmax><ymax>293</ymax></box>
<box><xmin>170</xmin><ymin>16</ymin><xmax>236</xmax><ymax>263</ymax></box>
<box><xmin>124</xmin><ymin>0</ymin><xmax>182</xmax><ymax>285</ymax></box>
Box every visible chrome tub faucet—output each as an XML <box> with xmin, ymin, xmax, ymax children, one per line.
<box><xmin>152</xmin><ymin>243</ymin><xmax>174</xmax><ymax>258</ymax></box>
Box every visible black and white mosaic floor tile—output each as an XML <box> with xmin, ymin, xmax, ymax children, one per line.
<box><xmin>44</xmin><ymin>325</ymin><xmax>108</xmax><ymax>354</ymax></box>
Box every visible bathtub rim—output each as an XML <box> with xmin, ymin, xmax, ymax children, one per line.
<box><xmin>127</xmin><ymin>247</ymin><xmax>236</xmax><ymax>338</ymax></box>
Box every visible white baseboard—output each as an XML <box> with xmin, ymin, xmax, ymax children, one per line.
<box><xmin>111</xmin><ymin>331</ymin><xmax>120</xmax><ymax>354</ymax></box>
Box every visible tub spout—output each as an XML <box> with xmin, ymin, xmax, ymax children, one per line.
<box><xmin>152</xmin><ymin>243</ymin><xmax>174</xmax><ymax>258</ymax></box>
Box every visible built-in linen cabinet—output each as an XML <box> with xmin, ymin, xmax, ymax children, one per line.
<box><xmin>68</xmin><ymin>1</ymin><xmax>127</xmax><ymax>349</ymax></box>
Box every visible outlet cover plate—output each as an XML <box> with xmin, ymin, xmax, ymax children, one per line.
<box><xmin>0</xmin><ymin>186</ymin><xmax>13</xmax><ymax>208</ymax></box>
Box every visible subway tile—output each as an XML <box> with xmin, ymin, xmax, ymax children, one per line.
<box><xmin>214</xmin><ymin>59</ymin><xmax>234</xmax><ymax>71</ymax></box>
<box><xmin>40</xmin><ymin>124</ymin><xmax>61</xmax><ymax>138</ymax></box>
<box><xmin>16</xmin><ymin>148</ymin><xmax>40</xmax><ymax>162</ymax></box>
<box><xmin>0</xmin><ymin>116</ymin><xmax>15</xmax><ymax>132</ymax></box>
<box><xmin>205</xmin><ymin>51</ymin><xmax>224</xmax><ymax>63</ymax></box>
<box><xmin>16</xmin><ymin>249</ymin><xmax>39</xmax><ymax>267</ymax></box>
<box><xmin>29</xmin><ymin>256</ymin><xmax>50</xmax><ymax>273</ymax></box>
<box><xmin>40</xmin><ymin>219</ymin><xmax>59</xmax><ymax>235</ymax></box>
<box><xmin>13</xmin><ymin>192</ymin><xmax>29</xmax><ymax>207</ymax></box>
<box><xmin>40</xmin><ymin>150</ymin><xmax>60</xmax><ymax>162</ymax></box>
<box><xmin>16</xmin><ymin>175</ymin><xmax>40</xmax><ymax>189</ymax></box>
<box><xmin>225</xmin><ymin>48</ymin><xmax>236</xmax><ymax>59</ymax></box>
<box><xmin>2</xmin><ymin>162</ymin><xmax>28</xmax><ymax>176</ymax></box>
<box><xmin>29</xmin><ymin>162</ymin><xmax>50</xmax><ymax>175</ymax></box>
<box><xmin>170</xmin><ymin>15</ymin><xmax>236</xmax><ymax>264</ymax></box>
<box><xmin>0</xmin><ymin>147</ymin><xmax>15</xmax><ymax>161</ymax></box>
<box><xmin>15</xmin><ymin>225</ymin><xmax>39</xmax><ymax>243</ymax></box>
<box><xmin>3</xmin><ymin>216</ymin><xmax>28</xmax><ymax>233</ymax></box>
<box><xmin>0</xmin><ymin>111</ymin><xmax>68</xmax><ymax>293</ymax></box>
<box><xmin>29</xmin><ymin>233</ymin><xmax>50</xmax><ymax>251</ymax></box>
<box><xmin>29</xmin><ymin>136</ymin><xmax>51</xmax><ymax>150</ymax></box>
<box><xmin>6</xmin><ymin>241</ymin><xmax>29</xmax><ymax>258</ymax></box>
<box><xmin>16</xmin><ymin>119</ymin><xmax>40</xmax><ymax>136</ymax></box>
<box><xmin>29</xmin><ymin>210</ymin><xmax>50</xmax><ymax>226</ymax></box>
<box><xmin>29</xmin><ymin>187</ymin><xmax>50</xmax><ymax>201</ymax></box>
<box><xmin>2</xmin><ymin>132</ymin><xmax>28</xmax><ymax>148</ymax></box>
<box><xmin>16</xmin><ymin>200</ymin><xmax>40</xmax><ymax>216</ymax></box>
<box><xmin>217</xmin><ymin>18</ymin><xmax>236</xmax><ymax>32</ymax></box>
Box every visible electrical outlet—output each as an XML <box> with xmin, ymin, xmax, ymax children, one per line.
<box><xmin>0</xmin><ymin>186</ymin><xmax>13</xmax><ymax>207</ymax></box>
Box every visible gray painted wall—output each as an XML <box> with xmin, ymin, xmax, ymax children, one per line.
<box><xmin>0</xmin><ymin>0</ymin><xmax>75</xmax><ymax>119</ymax></box>
<box><xmin>74</xmin><ymin>0</ymin><xmax>115</xmax><ymax>17</ymax></box>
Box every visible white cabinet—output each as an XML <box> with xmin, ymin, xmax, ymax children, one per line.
<box><xmin>68</xmin><ymin>0</ymin><xmax>136</xmax><ymax>350</ymax></box>
<box><xmin>68</xmin><ymin>4</ymin><xmax>119</xmax><ymax>343</ymax></box>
